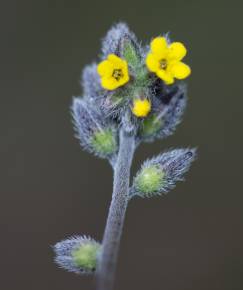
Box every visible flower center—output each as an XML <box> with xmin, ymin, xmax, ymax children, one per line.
<box><xmin>112</xmin><ymin>69</ymin><xmax>123</xmax><ymax>81</ymax></box>
<box><xmin>160</xmin><ymin>59</ymin><xmax>167</xmax><ymax>70</ymax></box>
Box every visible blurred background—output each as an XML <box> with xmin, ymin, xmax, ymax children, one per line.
<box><xmin>1</xmin><ymin>0</ymin><xmax>242</xmax><ymax>289</ymax></box>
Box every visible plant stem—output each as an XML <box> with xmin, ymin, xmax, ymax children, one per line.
<box><xmin>96</xmin><ymin>128</ymin><xmax>135</xmax><ymax>290</ymax></box>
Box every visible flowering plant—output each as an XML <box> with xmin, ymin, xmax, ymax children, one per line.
<box><xmin>54</xmin><ymin>23</ymin><xmax>196</xmax><ymax>290</ymax></box>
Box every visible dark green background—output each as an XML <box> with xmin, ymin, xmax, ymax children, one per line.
<box><xmin>1</xmin><ymin>0</ymin><xmax>242</xmax><ymax>289</ymax></box>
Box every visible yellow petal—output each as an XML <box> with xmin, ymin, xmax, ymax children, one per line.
<box><xmin>132</xmin><ymin>99</ymin><xmax>151</xmax><ymax>117</ymax></box>
<box><xmin>101</xmin><ymin>72</ymin><xmax>129</xmax><ymax>90</ymax></box>
<box><xmin>168</xmin><ymin>42</ymin><xmax>187</xmax><ymax>61</ymax></box>
<box><xmin>108</xmin><ymin>54</ymin><xmax>124</xmax><ymax>66</ymax></box>
<box><xmin>118</xmin><ymin>74</ymin><xmax>130</xmax><ymax>86</ymax></box>
<box><xmin>97</xmin><ymin>60</ymin><xmax>113</xmax><ymax>77</ymax></box>
<box><xmin>170</xmin><ymin>61</ymin><xmax>191</xmax><ymax>79</ymax></box>
<box><xmin>120</xmin><ymin>60</ymin><xmax>129</xmax><ymax>75</ymax></box>
<box><xmin>151</xmin><ymin>37</ymin><xmax>168</xmax><ymax>58</ymax></box>
<box><xmin>146</xmin><ymin>53</ymin><xmax>160</xmax><ymax>72</ymax></box>
<box><xmin>101</xmin><ymin>77</ymin><xmax>118</xmax><ymax>90</ymax></box>
<box><xmin>156</xmin><ymin>69</ymin><xmax>174</xmax><ymax>84</ymax></box>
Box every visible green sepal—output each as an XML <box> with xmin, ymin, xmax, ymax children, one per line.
<box><xmin>123</xmin><ymin>42</ymin><xmax>140</xmax><ymax>68</ymax></box>
<box><xmin>90</xmin><ymin>128</ymin><xmax>117</xmax><ymax>156</ymax></box>
<box><xmin>72</xmin><ymin>242</ymin><xmax>101</xmax><ymax>271</ymax></box>
<box><xmin>133</xmin><ymin>164</ymin><xmax>165</xmax><ymax>197</ymax></box>
<box><xmin>140</xmin><ymin>114</ymin><xmax>163</xmax><ymax>138</ymax></box>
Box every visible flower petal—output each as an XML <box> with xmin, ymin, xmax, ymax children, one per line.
<box><xmin>151</xmin><ymin>37</ymin><xmax>168</xmax><ymax>58</ymax></box>
<box><xmin>168</xmin><ymin>42</ymin><xmax>187</xmax><ymax>61</ymax></box>
<box><xmin>120</xmin><ymin>60</ymin><xmax>129</xmax><ymax>75</ymax></box>
<box><xmin>156</xmin><ymin>69</ymin><xmax>174</xmax><ymax>85</ymax></box>
<box><xmin>97</xmin><ymin>60</ymin><xmax>113</xmax><ymax>77</ymax></box>
<box><xmin>170</xmin><ymin>62</ymin><xmax>191</xmax><ymax>79</ymax></box>
<box><xmin>101</xmin><ymin>77</ymin><xmax>118</xmax><ymax>90</ymax></box>
<box><xmin>118</xmin><ymin>74</ymin><xmax>130</xmax><ymax>86</ymax></box>
<box><xmin>108</xmin><ymin>54</ymin><xmax>124</xmax><ymax>67</ymax></box>
<box><xmin>146</xmin><ymin>53</ymin><xmax>160</xmax><ymax>72</ymax></box>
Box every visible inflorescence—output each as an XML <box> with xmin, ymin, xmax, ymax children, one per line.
<box><xmin>54</xmin><ymin>22</ymin><xmax>196</xmax><ymax>279</ymax></box>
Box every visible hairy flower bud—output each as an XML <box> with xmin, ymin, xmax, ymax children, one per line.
<box><xmin>71</xmin><ymin>98</ymin><xmax>118</xmax><ymax>159</ymax></box>
<box><xmin>101</xmin><ymin>22</ymin><xmax>140</xmax><ymax>59</ymax></box>
<box><xmin>138</xmin><ymin>83</ymin><xmax>187</xmax><ymax>142</ymax></box>
<box><xmin>131</xmin><ymin>148</ymin><xmax>196</xmax><ymax>198</ymax></box>
<box><xmin>54</xmin><ymin>236</ymin><xmax>101</xmax><ymax>274</ymax></box>
<box><xmin>81</xmin><ymin>63</ymin><xmax>103</xmax><ymax>102</ymax></box>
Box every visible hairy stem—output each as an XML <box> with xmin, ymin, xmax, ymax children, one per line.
<box><xmin>96</xmin><ymin>128</ymin><xmax>135</xmax><ymax>290</ymax></box>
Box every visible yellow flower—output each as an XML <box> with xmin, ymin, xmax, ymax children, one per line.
<box><xmin>132</xmin><ymin>99</ymin><xmax>151</xmax><ymax>117</ymax></box>
<box><xmin>97</xmin><ymin>54</ymin><xmax>130</xmax><ymax>90</ymax></box>
<box><xmin>146</xmin><ymin>37</ymin><xmax>191</xmax><ymax>85</ymax></box>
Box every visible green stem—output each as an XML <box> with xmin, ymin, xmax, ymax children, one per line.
<box><xmin>96</xmin><ymin>128</ymin><xmax>135</xmax><ymax>290</ymax></box>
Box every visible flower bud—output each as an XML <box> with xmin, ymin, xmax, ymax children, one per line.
<box><xmin>71</xmin><ymin>98</ymin><xmax>118</xmax><ymax>159</ymax></box>
<box><xmin>138</xmin><ymin>83</ymin><xmax>187</xmax><ymax>142</ymax></box>
<box><xmin>101</xmin><ymin>22</ymin><xmax>140</xmax><ymax>59</ymax></box>
<box><xmin>81</xmin><ymin>63</ymin><xmax>103</xmax><ymax>102</ymax></box>
<box><xmin>158</xmin><ymin>84</ymin><xmax>187</xmax><ymax>138</ymax></box>
<box><xmin>132</xmin><ymin>98</ymin><xmax>151</xmax><ymax>118</ymax></box>
<box><xmin>131</xmin><ymin>148</ymin><xmax>196</xmax><ymax>198</ymax></box>
<box><xmin>54</xmin><ymin>236</ymin><xmax>101</xmax><ymax>274</ymax></box>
